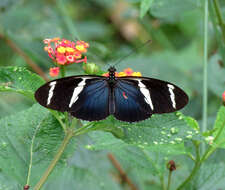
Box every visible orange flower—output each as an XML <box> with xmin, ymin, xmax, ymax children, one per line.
<box><xmin>123</xmin><ymin>68</ymin><xmax>133</xmax><ymax>76</ymax></box>
<box><xmin>51</xmin><ymin>37</ymin><xmax>60</xmax><ymax>42</ymax></box>
<box><xmin>74</xmin><ymin>51</ymin><xmax>82</xmax><ymax>59</ymax></box>
<box><xmin>102</xmin><ymin>72</ymin><xmax>109</xmax><ymax>77</ymax></box>
<box><xmin>102</xmin><ymin>68</ymin><xmax>142</xmax><ymax>77</ymax></box>
<box><xmin>66</xmin><ymin>55</ymin><xmax>75</xmax><ymax>63</ymax></box>
<box><xmin>49</xmin><ymin>67</ymin><xmax>60</xmax><ymax>77</ymax></box>
<box><xmin>43</xmin><ymin>39</ymin><xmax>51</xmax><ymax>44</ymax></box>
<box><xmin>56</xmin><ymin>55</ymin><xmax>67</xmax><ymax>65</ymax></box>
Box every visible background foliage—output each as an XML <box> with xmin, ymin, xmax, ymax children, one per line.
<box><xmin>0</xmin><ymin>0</ymin><xmax>225</xmax><ymax>190</ymax></box>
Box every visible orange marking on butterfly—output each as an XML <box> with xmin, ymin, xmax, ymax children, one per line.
<box><xmin>123</xmin><ymin>92</ymin><xmax>128</xmax><ymax>99</ymax></box>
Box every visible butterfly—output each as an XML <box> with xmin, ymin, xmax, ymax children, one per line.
<box><xmin>35</xmin><ymin>66</ymin><xmax>188</xmax><ymax>122</ymax></box>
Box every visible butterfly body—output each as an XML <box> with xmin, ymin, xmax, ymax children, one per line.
<box><xmin>35</xmin><ymin>66</ymin><xmax>188</xmax><ymax>122</ymax></box>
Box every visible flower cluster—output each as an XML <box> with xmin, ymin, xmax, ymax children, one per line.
<box><xmin>102</xmin><ymin>68</ymin><xmax>142</xmax><ymax>77</ymax></box>
<box><xmin>43</xmin><ymin>38</ymin><xmax>89</xmax><ymax>77</ymax></box>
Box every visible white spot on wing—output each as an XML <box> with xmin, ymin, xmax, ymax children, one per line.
<box><xmin>47</xmin><ymin>81</ymin><xmax>57</xmax><ymax>105</ymax></box>
<box><xmin>167</xmin><ymin>84</ymin><xmax>176</xmax><ymax>109</ymax></box>
<box><xmin>138</xmin><ymin>80</ymin><xmax>154</xmax><ymax>110</ymax></box>
<box><xmin>69</xmin><ymin>79</ymin><xmax>87</xmax><ymax>108</ymax></box>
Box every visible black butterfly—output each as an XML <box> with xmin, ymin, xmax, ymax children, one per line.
<box><xmin>35</xmin><ymin>66</ymin><xmax>188</xmax><ymax>122</ymax></box>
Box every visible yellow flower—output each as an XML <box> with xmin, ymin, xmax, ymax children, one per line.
<box><xmin>57</xmin><ymin>46</ymin><xmax>66</xmax><ymax>54</ymax></box>
<box><xmin>76</xmin><ymin>45</ymin><xmax>87</xmax><ymax>53</ymax></box>
<box><xmin>66</xmin><ymin>47</ymin><xmax>75</xmax><ymax>53</ymax></box>
<box><xmin>132</xmin><ymin>72</ymin><xmax>142</xmax><ymax>77</ymax></box>
<box><xmin>118</xmin><ymin>72</ymin><xmax>126</xmax><ymax>77</ymax></box>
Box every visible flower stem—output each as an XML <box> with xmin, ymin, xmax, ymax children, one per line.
<box><xmin>166</xmin><ymin>171</ymin><xmax>172</xmax><ymax>190</ymax></box>
<box><xmin>202</xmin><ymin>0</ymin><xmax>208</xmax><ymax>153</ymax></box>
<box><xmin>33</xmin><ymin>129</ymin><xmax>74</xmax><ymax>190</ymax></box>
<box><xmin>60</xmin><ymin>65</ymin><xmax>65</xmax><ymax>78</ymax></box>
<box><xmin>201</xmin><ymin>120</ymin><xmax>225</xmax><ymax>162</ymax></box>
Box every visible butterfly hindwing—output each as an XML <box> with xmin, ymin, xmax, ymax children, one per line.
<box><xmin>113</xmin><ymin>79</ymin><xmax>152</xmax><ymax>122</ymax></box>
<box><xmin>69</xmin><ymin>78</ymin><xmax>110</xmax><ymax>121</ymax></box>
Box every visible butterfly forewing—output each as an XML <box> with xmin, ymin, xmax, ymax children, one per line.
<box><xmin>35</xmin><ymin>76</ymin><xmax>109</xmax><ymax>116</ymax></box>
<box><xmin>118</xmin><ymin>77</ymin><xmax>189</xmax><ymax>115</ymax></box>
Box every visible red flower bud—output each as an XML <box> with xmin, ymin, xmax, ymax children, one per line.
<box><xmin>167</xmin><ymin>160</ymin><xmax>176</xmax><ymax>172</ymax></box>
<box><xmin>222</xmin><ymin>91</ymin><xmax>225</xmax><ymax>106</ymax></box>
<box><xmin>24</xmin><ymin>185</ymin><xmax>30</xmax><ymax>190</ymax></box>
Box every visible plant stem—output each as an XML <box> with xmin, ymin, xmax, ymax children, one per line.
<box><xmin>176</xmin><ymin>142</ymin><xmax>201</xmax><ymax>190</ymax></box>
<box><xmin>166</xmin><ymin>171</ymin><xmax>172</xmax><ymax>190</ymax></box>
<box><xmin>202</xmin><ymin>0</ymin><xmax>208</xmax><ymax>153</ymax></box>
<box><xmin>177</xmin><ymin>119</ymin><xmax>225</xmax><ymax>190</ymax></box>
<box><xmin>73</xmin><ymin>122</ymin><xmax>93</xmax><ymax>136</ymax></box>
<box><xmin>107</xmin><ymin>153</ymin><xmax>138</xmax><ymax>190</ymax></box>
<box><xmin>33</xmin><ymin>129</ymin><xmax>74</xmax><ymax>190</ymax></box>
<box><xmin>201</xmin><ymin>120</ymin><xmax>225</xmax><ymax>162</ymax></box>
<box><xmin>60</xmin><ymin>65</ymin><xmax>65</xmax><ymax>78</ymax></box>
<box><xmin>50</xmin><ymin>110</ymin><xmax>67</xmax><ymax>133</ymax></box>
<box><xmin>212</xmin><ymin>0</ymin><xmax>225</xmax><ymax>42</ymax></box>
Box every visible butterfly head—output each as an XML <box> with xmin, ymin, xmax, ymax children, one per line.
<box><xmin>108</xmin><ymin>66</ymin><xmax>116</xmax><ymax>78</ymax></box>
<box><xmin>108</xmin><ymin>66</ymin><xmax>117</xmax><ymax>83</ymax></box>
<box><xmin>108</xmin><ymin>66</ymin><xmax>116</xmax><ymax>73</ymax></box>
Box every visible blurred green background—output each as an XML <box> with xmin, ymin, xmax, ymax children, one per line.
<box><xmin>0</xmin><ymin>0</ymin><xmax>224</xmax><ymax>132</ymax></box>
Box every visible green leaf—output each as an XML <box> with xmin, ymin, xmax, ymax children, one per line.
<box><xmin>193</xmin><ymin>150</ymin><xmax>225</xmax><ymax>190</ymax></box>
<box><xmin>122</xmin><ymin>113</ymin><xmax>199</xmax><ymax>146</ymax></box>
<box><xmin>184</xmin><ymin>116</ymin><xmax>200</xmax><ymax>131</ymax></box>
<box><xmin>140</xmin><ymin>0</ymin><xmax>154</xmax><ymax>18</ymax></box>
<box><xmin>0</xmin><ymin>66</ymin><xmax>44</xmax><ymax>99</ymax></box>
<box><xmin>212</xmin><ymin>106</ymin><xmax>225</xmax><ymax>148</ymax></box>
<box><xmin>0</xmin><ymin>104</ymin><xmax>57</xmax><ymax>188</ymax></box>
<box><xmin>91</xmin><ymin>112</ymin><xmax>201</xmax><ymax>151</ymax></box>
<box><xmin>86</xmin><ymin>112</ymin><xmax>200</xmax><ymax>185</ymax></box>
<box><xmin>87</xmin><ymin>131</ymin><xmax>187</xmax><ymax>189</ymax></box>
<box><xmin>0</xmin><ymin>105</ymin><xmax>123</xmax><ymax>189</ymax></box>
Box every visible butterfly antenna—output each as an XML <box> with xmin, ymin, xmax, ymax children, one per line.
<box><xmin>111</xmin><ymin>40</ymin><xmax>152</xmax><ymax>68</ymax></box>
